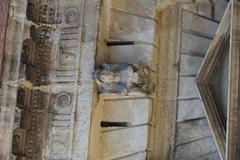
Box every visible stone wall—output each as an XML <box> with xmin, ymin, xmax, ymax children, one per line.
<box><xmin>89</xmin><ymin>0</ymin><xmax>157</xmax><ymax>159</ymax></box>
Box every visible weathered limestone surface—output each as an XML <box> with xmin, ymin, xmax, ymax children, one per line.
<box><xmin>89</xmin><ymin>0</ymin><xmax>156</xmax><ymax>159</ymax></box>
<box><xmin>181</xmin><ymin>33</ymin><xmax>212</xmax><ymax>55</ymax></box>
<box><xmin>102</xmin><ymin>99</ymin><xmax>152</xmax><ymax>127</ymax></box>
<box><xmin>175</xmin><ymin>137</ymin><xmax>218</xmax><ymax>160</ymax></box>
<box><xmin>180</xmin><ymin>54</ymin><xmax>204</xmax><ymax>75</ymax></box>
<box><xmin>174</xmin><ymin>1</ymin><xmax>228</xmax><ymax>159</ymax></box>
<box><xmin>0</xmin><ymin>0</ymin><xmax>27</xmax><ymax>159</ymax></box>
<box><xmin>148</xmin><ymin>3</ymin><xmax>181</xmax><ymax>160</ymax></box>
<box><xmin>0</xmin><ymin>0</ymin><xmax>10</xmax><ymax>75</ymax></box>
<box><xmin>109</xmin><ymin>44</ymin><xmax>153</xmax><ymax>66</ymax></box>
<box><xmin>0</xmin><ymin>0</ymin><xmax>100</xmax><ymax>160</ymax></box>
<box><xmin>179</xmin><ymin>76</ymin><xmax>199</xmax><ymax>99</ymax></box>
<box><xmin>176</xmin><ymin>119</ymin><xmax>212</xmax><ymax>145</ymax></box>
<box><xmin>177</xmin><ymin>99</ymin><xmax>205</xmax><ymax>122</ymax></box>
<box><xmin>101</xmin><ymin>126</ymin><xmax>148</xmax><ymax>159</ymax></box>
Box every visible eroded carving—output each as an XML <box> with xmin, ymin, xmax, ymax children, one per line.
<box><xmin>12</xmin><ymin>128</ymin><xmax>27</xmax><ymax>156</ymax></box>
<box><xmin>27</xmin><ymin>0</ymin><xmax>61</xmax><ymax>24</ymax></box>
<box><xmin>24</xmin><ymin>26</ymin><xmax>53</xmax><ymax>85</ymax></box>
<box><xmin>65</xmin><ymin>7</ymin><xmax>79</xmax><ymax>24</ymax></box>
<box><xmin>52</xmin><ymin>92</ymin><xmax>73</xmax><ymax>114</ymax></box>
<box><xmin>45</xmin><ymin>91</ymin><xmax>75</xmax><ymax>159</ymax></box>
<box><xmin>46</xmin><ymin>129</ymin><xmax>71</xmax><ymax>159</ymax></box>
<box><xmin>93</xmin><ymin>63</ymin><xmax>152</xmax><ymax>95</ymax></box>
<box><xmin>14</xmin><ymin>89</ymin><xmax>50</xmax><ymax>160</ymax></box>
<box><xmin>52</xmin><ymin>17</ymin><xmax>80</xmax><ymax>82</ymax></box>
<box><xmin>22</xmin><ymin>39</ymin><xmax>36</xmax><ymax>65</ymax></box>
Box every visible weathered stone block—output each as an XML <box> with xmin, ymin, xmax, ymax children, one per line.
<box><xmin>177</xmin><ymin>99</ymin><xmax>205</xmax><ymax>122</ymax></box>
<box><xmin>109</xmin><ymin>11</ymin><xmax>155</xmax><ymax>43</ymax></box>
<box><xmin>212</xmin><ymin>0</ymin><xmax>228</xmax><ymax>22</ymax></box>
<box><xmin>109</xmin><ymin>44</ymin><xmax>153</xmax><ymax>66</ymax></box>
<box><xmin>111</xmin><ymin>0</ymin><xmax>155</xmax><ymax>17</ymax></box>
<box><xmin>175</xmin><ymin>137</ymin><xmax>218</xmax><ymax>160</ymax></box>
<box><xmin>102</xmin><ymin>99</ymin><xmax>152</xmax><ymax>129</ymax></box>
<box><xmin>176</xmin><ymin>118</ymin><xmax>212</xmax><ymax>145</ymax></box>
<box><xmin>180</xmin><ymin>54</ymin><xmax>203</xmax><ymax>75</ymax></box>
<box><xmin>179</xmin><ymin>76</ymin><xmax>199</xmax><ymax>99</ymax></box>
<box><xmin>181</xmin><ymin>33</ymin><xmax>212</xmax><ymax>55</ymax></box>
<box><xmin>119</xmin><ymin>151</ymin><xmax>146</xmax><ymax>160</ymax></box>
<box><xmin>182</xmin><ymin>10</ymin><xmax>218</xmax><ymax>37</ymax></box>
<box><xmin>101</xmin><ymin>126</ymin><xmax>148</xmax><ymax>159</ymax></box>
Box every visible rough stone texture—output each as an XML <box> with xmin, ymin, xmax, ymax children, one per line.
<box><xmin>179</xmin><ymin>76</ymin><xmax>199</xmax><ymax>99</ymax></box>
<box><xmin>109</xmin><ymin>11</ymin><xmax>155</xmax><ymax>42</ymax></box>
<box><xmin>173</xmin><ymin>2</ymin><xmax>228</xmax><ymax>159</ymax></box>
<box><xmin>212</xmin><ymin>0</ymin><xmax>229</xmax><ymax>22</ymax></box>
<box><xmin>182</xmin><ymin>11</ymin><xmax>218</xmax><ymax>38</ymax></box>
<box><xmin>176</xmin><ymin>119</ymin><xmax>212</xmax><ymax>145</ymax></box>
<box><xmin>101</xmin><ymin>126</ymin><xmax>148</xmax><ymax>159</ymax></box>
<box><xmin>0</xmin><ymin>0</ymin><xmax>229</xmax><ymax>159</ymax></box>
<box><xmin>88</xmin><ymin>0</ymin><xmax>156</xmax><ymax>159</ymax></box>
<box><xmin>148</xmin><ymin>4</ymin><xmax>181</xmax><ymax>160</ymax></box>
<box><xmin>175</xmin><ymin>137</ymin><xmax>218</xmax><ymax>160</ymax></box>
<box><xmin>0</xmin><ymin>0</ymin><xmax>100</xmax><ymax>160</ymax></box>
<box><xmin>181</xmin><ymin>33</ymin><xmax>212</xmax><ymax>55</ymax></box>
<box><xmin>182</xmin><ymin>0</ymin><xmax>213</xmax><ymax>19</ymax></box>
<box><xmin>72</xmin><ymin>0</ymin><xmax>100</xmax><ymax>159</ymax></box>
<box><xmin>117</xmin><ymin>152</ymin><xmax>146</xmax><ymax>160</ymax></box>
<box><xmin>111</xmin><ymin>0</ymin><xmax>156</xmax><ymax>18</ymax></box>
<box><xmin>0</xmin><ymin>0</ymin><xmax>27</xmax><ymax>159</ymax></box>
<box><xmin>0</xmin><ymin>0</ymin><xmax>10</xmax><ymax>75</ymax></box>
<box><xmin>177</xmin><ymin>99</ymin><xmax>205</xmax><ymax>122</ymax></box>
<box><xmin>197</xmin><ymin>152</ymin><xmax>220</xmax><ymax>160</ymax></box>
<box><xmin>180</xmin><ymin>54</ymin><xmax>204</xmax><ymax>75</ymax></box>
<box><xmin>109</xmin><ymin>44</ymin><xmax>154</xmax><ymax>66</ymax></box>
<box><xmin>102</xmin><ymin>99</ymin><xmax>152</xmax><ymax>127</ymax></box>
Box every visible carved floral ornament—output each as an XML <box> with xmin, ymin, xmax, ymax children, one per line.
<box><xmin>53</xmin><ymin>91</ymin><xmax>73</xmax><ymax>114</ymax></box>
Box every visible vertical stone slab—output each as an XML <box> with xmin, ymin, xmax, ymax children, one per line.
<box><xmin>226</xmin><ymin>0</ymin><xmax>240</xmax><ymax>159</ymax></box>
<box><xmin>148</xmin><ymin>3</ymin><xmax>181</xmax><ymax>160</ymax></box>
<box><xmin>72</xmin><ymin>0</ymin><xmax>100</xmax><ymax>159</ymax></box>
<box><xmin>0</xmin><ymin>0</ymin><xmax>9</xmax><ymax>76</ymax></box>
<box><xmin>0</xmin><ymin>0</ymin><xmax>27</xmax><ymax>160</ymax></box>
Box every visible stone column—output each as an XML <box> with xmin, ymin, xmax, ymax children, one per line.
<box><xmin>0</xmin><ymin>0</ymin><xmax>27</xmax><ymax>159</ymax></box>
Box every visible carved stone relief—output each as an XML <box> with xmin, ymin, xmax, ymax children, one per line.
<box><xmin>13</xmin><ymin>88</ymin><xmax>50</xmax><ymax>159</ymax></box>
<box><xmin>45</xmin><ymin>91</ymin><xmax>75</xmax><ymax>159</ymax></box>
<box><xmin>12</xmin><ymin>128</ymin><xmax>27</xmax><ymax>156</ymax></box>
<box><xmin>51</xmin><ymin>6</ymin><xmax>81</xmax><ymax>83</ymax></box>
<box><xmin>22</xmin><ymin>25</ymin><xmax>53</xmax><ymax>86</ymax></box>
<box><xmin>93</xmin><ymin>63</ymin><xmax>152</xmax><ymax>96</ymax></box>
<box><xmin>27</xmin><ymin>0</ymin><xmax>61</xmax><ymax>24</ymax></box>
<box><xmin>13</xmin><ymin>0</ymin><xmax>85</xmax><ymax>159</ymax></box>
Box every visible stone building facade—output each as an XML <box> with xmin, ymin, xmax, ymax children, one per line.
<box><xmin>0</xmin><ymin>0</ymin><xmax>237</xmax><ymax>160</ymax></box>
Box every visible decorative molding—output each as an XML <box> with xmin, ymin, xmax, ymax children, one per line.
<box><xmin>226</xmin><ymin>1</ymin><xmax>240</xmax><ymax>159</ymax></box>
<box><xmin>12</xmin><ymin>128</ymin><xmax>27</xmax><ymax>156</ymax></box>
<box><xmin>196</xmin><ymin>3</ymin><xmax>231</xmax><ymax>160</ymax></box>
<box><xmin>27</xmin><ymin>0</ymin><xmax>61</xmax><ymax>24</ymax></box>
<box><xmin>17</xmin><ymin>89</ymin><xmax>50</xmax><ymax>160</ymax></box>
